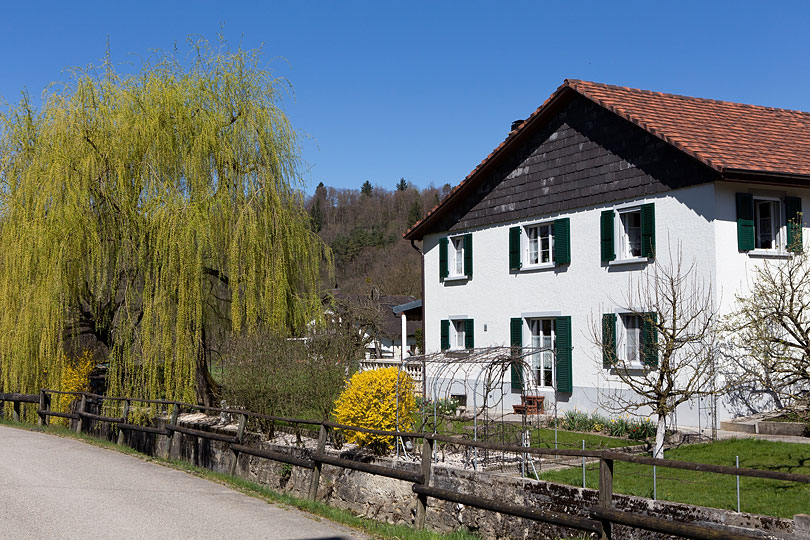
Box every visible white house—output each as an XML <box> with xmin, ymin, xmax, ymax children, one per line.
<box><xmin>404</xmin><ymin>79</ymin><xmax>810</xmax><ymax>428</ymax></box>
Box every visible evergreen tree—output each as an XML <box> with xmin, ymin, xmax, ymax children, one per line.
<box><xmin>310</xmin><ymin>182</ymin><xmax>327</xmax><ymax>232</ymax></box>
<box><xmin>407</xmin><ymin>199</ymin><xmax>423</xmax><ymax>229</ymax></box>
<box><xmin>310</xmin><ymin>200</ymin><xmax>323</xmax><ymax>232</ymax></box>
<box><xmin>361</xmin><ymin>180</ymin><xmax>373</xmax><ymax>195</ymax></box>
<box><xmin>396</xmin><ymin>177</ymin><xmax>409</xmax><ymax>191</ymax></box>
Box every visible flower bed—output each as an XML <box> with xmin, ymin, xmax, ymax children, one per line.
<box><xmin>552</xmin><ymin>409</ymin><xmax>656</xmax><ymax>441</ymax></box>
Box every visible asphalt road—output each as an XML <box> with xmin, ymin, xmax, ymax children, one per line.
<box><xmin>0</xmin><ymin>425</ymin><xmax>367</xmax><ymax>540</ymax></box>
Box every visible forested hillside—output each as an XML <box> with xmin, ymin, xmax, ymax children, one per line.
<box><xmin>307</xmin><ymin>180</ymin><xmax>451</xmax><ymax>297</ymax></box>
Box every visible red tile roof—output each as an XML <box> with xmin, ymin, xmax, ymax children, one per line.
<box><xmin>566</xmin><ymin>79</ymin><xmax>810</xmax><ymax>177</ymax></box>
<box><xmin>405</xmin><ymin>80</ymin><xmax>810</xmax><ymax>240</ymax></box>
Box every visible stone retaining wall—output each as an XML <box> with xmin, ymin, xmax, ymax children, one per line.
<box><xmin>121</xmin><ymin>417</ymin><xmax>803</xmax><ymax>540</ymax></box>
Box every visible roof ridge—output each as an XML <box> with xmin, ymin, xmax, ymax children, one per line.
<box><xmin>566</xmin><ymin>79</ymin><xmax>810</xmax><ymax>116</ymax></box>
<box><xmin>404</xmin><ymin>79</ymin><xmax>810</xmax><ymax>241</ymax></box>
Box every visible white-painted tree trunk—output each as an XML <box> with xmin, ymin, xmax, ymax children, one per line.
<box><xmin>654</xmin><ymin>414</ymin><xmax>666</xmax><ymax>458</ymax></box>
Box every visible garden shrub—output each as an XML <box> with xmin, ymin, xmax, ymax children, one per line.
<box><xmin>53</xmin><ymin>350</ymin><xmax>95</xmax><ymax>426</ymax></box>
<box><xmin>333</xmin><ymin>367</ymin><xmax>417</xmax><ymax>453</ymax></box>
<box><xmin>222</xmin><ymin>326</ymin><xmax>359</xmax><ymax>424</ymax></box>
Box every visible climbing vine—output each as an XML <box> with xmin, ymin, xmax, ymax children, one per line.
<box><xmin>0</xmin><ymin>38</ymin><xmax>325</xmax><ymax>416</ymax></box>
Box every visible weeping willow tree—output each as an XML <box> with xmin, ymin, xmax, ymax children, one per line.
<box><xmin>0</xmin><ymin>40</ymin><xmax>326</xmax><ymax>412</ymax></box>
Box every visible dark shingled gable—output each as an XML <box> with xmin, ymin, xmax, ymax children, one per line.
<box><xmin>405</xmin><ymin>79</ymin><xmax>810</xmax><ymax>240</ymax></box>
<box><xmin>433</xmin><ymin>94</ymin><xmax>719</xmax><ymax>234</ymax></box>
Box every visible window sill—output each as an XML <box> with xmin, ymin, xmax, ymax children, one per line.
<box><xmin>520</xmin><ymin>262</ymin><xmax>555</xmax><ymax>272</ymax></box>
<box><xmin>748</xmin><ymin>250</ymin><xmax>791</xmax><ymax>259</ymax></box>
<box><xmin>608</xmin><ymin>363</ymin><xmax>651</xmax><ymax>373</ymax></box>
<box><xmin>608</xmin><ymin>257</ymin><xmax>649</xmax><ymax>267</ymax></box>
<box><xmin>443</xmin><ymin>275</ymin><xmax>469</xmax><ymax>283</ymax></box>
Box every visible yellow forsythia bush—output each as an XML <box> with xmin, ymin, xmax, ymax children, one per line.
<box><xmin>333</xmin><ymin>367</ymin><xmax>417</xmax><ymax>452</ymax></box>
<box><xmin>53</xmin><ymin>350</ymin><xmax>95</xmax><ymax>426</ymax></box>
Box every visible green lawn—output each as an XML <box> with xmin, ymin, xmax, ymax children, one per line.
<box><xmin>539</xmin><ymin>438</ymin><xmax>810</xmax><ymax>518</ymax></box>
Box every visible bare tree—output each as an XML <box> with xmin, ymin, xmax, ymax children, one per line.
<box><xmin>595</xmin><ymin>253</ymin><xmax>719</xmax><ymax>458</ymax></box>
<box><xmin>722</xmin><ymin>245</ymin><xmax>810</xmax><ymax>415</ymax></box>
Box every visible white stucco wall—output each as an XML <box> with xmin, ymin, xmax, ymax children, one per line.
<box><xmin>422</xmin><ymin>181</ymin><xmax>810</xmax><ymax>428</ymax></box>
<box><xmin>713</xmin><ymin>181</ymin><xmax>810</xmax><ymax>315</ymax></box>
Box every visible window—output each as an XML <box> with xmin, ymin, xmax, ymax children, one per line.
<box><xmin>602</xmin><ymin>311</ymin><xmax>658</xmax><ymax>369</ymax></box>
<box><xmin>453</xmin><ymin>319</ymin><xmax>466</xmax><ymax>349</ymax></box>
<box><xmin>619</xmin><ymin>313</ymin><xmax>641</xmax><ymax>366</ymax></box>
<box><xmin>528</xmin><ymin>319</ymin><xmax>554</xmax><ymax>387</ymax></box>
<box><xmin>509</xmin><ymin>218</ymin><xmax>570</xmax><ymax>271</ymax></box>
<box><xmin>600</xmin><ymin>204</ymin><xmax>655</xmax><ymax>263</ymax></box>
<box><xmin>755</xmin><ymin>198</ymin><xmax>781</xmax><ymax>250</ymax></box>
<box><xmin>510</xmin><ymin>316</ymin><xmax>572</xmax><ymax>392</ymax></box>
<box><xmin>619</xmin><ymin>210</ymin><xmax>642</xmax><ymax>259</ymax></box>
<box><xmin>736</xmin><ymin>193</ymin><xmax>803</xmax><ymax>254</ymax></box>
<box><xmin>451</xmin><ymin>237</ymin><xmax>465</xmax><ymax>276</ymax></box>
<box><xmin>440</xmin><ymin>234</ymin><xmax>472</xmax><ymax>281</ymax></box>
<box><xmin>441</xmin><ymin>318</ymin><xmax>473</xmax><ymax>350</ymax></box>
<box><xmin>526</xmin><ymin>224</ymin><xmax>553</xmax><ymax>266</ymax></box>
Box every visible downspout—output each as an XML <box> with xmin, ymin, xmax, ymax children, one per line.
<box><xmin>410</xmin><ymin>239</ymin><xmax>426</xmax><ymax>398</ymax></box>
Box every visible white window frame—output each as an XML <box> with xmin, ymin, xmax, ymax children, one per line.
<box><xmin>617</xmin><ymin>312</ymin><xmax>643</xmax><ymax>368</ymax></box>
<box><xmin>526</xmin><ymin>318</ymin><xmax>555</xmax><ymax>388</ymax></box>
<box><xmin>451</xmin><ymin>319</ymin><xmax>466</xmax><ymax>350</ymax></box>
<box><xmin>523</xmin><ymin>222</ymin><xmax>554</xmax><ymax>269</ymax></box>
<box><xmin>615</xmin><ymin>206</ymin><xmax>643</xmax><ymax>263</ymax></box>
<box><xmin>752</xmin><ymin>196</ymin><xmax>785</xmax><ymax>254</ymax></box>
<box><xmin>448</xmin><ymin>235</ymin><xmax>466</xmax><ymax>278</ymax></box>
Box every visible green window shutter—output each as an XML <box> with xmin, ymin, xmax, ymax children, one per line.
<box><xmin>510</xmin><ymin>317</ymin><xmax>523</xmax><ymax>349</ymax></box>
<box><xmin>640</xmin><ymin>203</ymin><xmax>656</xmax><ymax>258</ymax></box>
<box><xmin>785</xmin><ymin>196</ymin><xmax>803</xmax><ymax>253</ymax></box>
<box><xmin>440</xmin><ymin>319</ymin><xmax>450</xmax><ymax>351</ymax></box>
<box><xmin>463</xmin><ymin>234</ymin><xmax>473</xmax><ymax>278</ymax></box>
<box><xmin>736</xmin><ymin>193</ymin><xmax>755</xmax><ymax>251</ymax></box>
<box><xmin>554</xmin><ymin>218</ymin><xmax>571</xmax><ymax>265</ymax></box>
<box><xmin>600</xmin><ymin>210</ymin><xmax>615</xmax><ymax>262</ymax></box>
<box><xmin>510</xmin><ymin>317</ymin><xmax>523</xmax><ymax>391</ymax></box>
<box><xmin>602</xmin><ymin>313</ymin><xmax>617</xmax><ymax>368</ymax></box>
<box><xmin>439</xmin><ymin>237</ymin><xmax>449</xmax><ymax>281</ymax></box>
<box><xmin>509</xmin><ymin>227</ymin><xmax>521</xmax><ymax>271</ymax></box>
<box><xmin>510</xmin><ymin>362</ymin><xmax>524</xmax><ymax>391</ymax></box>
<box><xmin>555</xmin><ymin>316</ymin><xmax>573</xmax><ymax>393</ymax></box>
<box><xmin>464</xmin><ymin>318</ymin><xmax>474</xmax><ymax>349</ymax></box>
<box><xmin>641</xmin><ymin>312</ymin><xmax>659</xmax><ymax>368</ymax></box>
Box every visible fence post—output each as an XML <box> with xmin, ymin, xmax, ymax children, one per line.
<box><xmin>38</xmin><ymin>390</ymin><xmax>49</xmax><ymax>426</ymax></box>
<box><xmin>736</xmin><ymin>455</ymin><xmax>740</xmax><ymax>513</ymax></box>
<box><xmin>117</xmin><ymin>399</ymin><xmax>130</xmax><ymax>446</ymax></box>
<box><xmin>75</xmin><ymin>393</ymin><xmax>87</xmax><ymax>434</ymax></box>
<box><xmin>308</xmin><ymin>423</ymin><xmax>328</xmax><ymax>500</ymax></box>
<box><xmin>12</xmin><ymin>399</ymin><xmax>21</xmax><ymax>422</ymax></box>
<box><xmin>415</xmin><ymin>436</ymin><xmax>434</xmax><ymax>530</ymax></box>
<box><xmin>582</xmin><ymin>440</ymin><xmax>586</xmax><ymax>489</ymax></box>
<box><xmin>229</xmin><ymin>413</ymin><xmax>247</xmax><ymax>476</ymax></box>
<box><xmin>165</xmin><ymin>404</ymin><xmax>180</xmax><ymax>460</ymax></box>
<box><xmin>598</xmin><ymin>458</ymin><xmax>613</xmax><ymax>539</ymax></box>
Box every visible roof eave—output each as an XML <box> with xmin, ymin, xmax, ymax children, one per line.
<box><xmin>722</xmin><ymin>168</ymin><xmax>810</xmax><ymax>185</ymax></box>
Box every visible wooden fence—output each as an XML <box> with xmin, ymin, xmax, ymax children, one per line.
<box><xmin>2</xmin><ymin>390</ymin><xmax>808</xmax><ymax>540</ymax></box>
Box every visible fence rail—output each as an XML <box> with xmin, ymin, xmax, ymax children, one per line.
<box><xmin>1</xmin><ymin>389</ymin><xmax>806</xmax><ymax>540</ymax></box>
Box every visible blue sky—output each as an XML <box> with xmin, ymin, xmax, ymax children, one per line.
<box><xmin>2</xmin><ymin>1</ymin><xmax>809</xmax><ymax>194</ymax></box>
